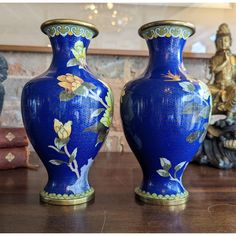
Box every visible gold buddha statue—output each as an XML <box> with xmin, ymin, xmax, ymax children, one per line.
<box><xmin>208</xmin><ymin>23</ymin><xmax>236</xmax><ymax>119</ymax></box>
<box><xmin>194</xmin><ymin>23</ymin><xmax>236</xmax><ymax>169</ymax></box>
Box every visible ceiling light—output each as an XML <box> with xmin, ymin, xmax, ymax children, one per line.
<box><xmin>117</xmin><ymin>19</ymin><xmax>122</xmax><ymax>25</ymax></box>
<box><xmin>107</xmin><ymin>3</ymin><xmax>113</xmax><ymax>10</ymax></box>
<box><xmin>90</xmin><ymin>4</ymin><xmax>96</xmax><ymax>10</ymax></box>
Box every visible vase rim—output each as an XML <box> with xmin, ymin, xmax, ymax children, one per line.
<box><xmin>41</xmin><ymin>18</ymin><xmax>99</xmax><ymax>38</ymax></box>
<box><xmin>138</xmin><ymin>20</ymin><xmax>195</xmax><ymax>38</ymax></box>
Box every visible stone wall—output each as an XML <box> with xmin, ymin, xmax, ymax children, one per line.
<box><xmin>0</xmin><ymin>51</ymin><xmax>210</xmax><ymax>152</ymax></box>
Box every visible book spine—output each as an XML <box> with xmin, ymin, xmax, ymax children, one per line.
<box><xmin>0</xmin><ymin>147</ymin><xmax>37</xmax><ymax>170</ymax></box>
<box><xmin>0</xmin><ymin>128</ymin><xmax>29</xmax><ymax>148</ymax></box>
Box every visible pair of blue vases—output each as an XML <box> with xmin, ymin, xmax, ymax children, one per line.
<box><xmin>21</xmin><ymin>19</ymin><xmax>212</xmax><ymax>206</ymax></box>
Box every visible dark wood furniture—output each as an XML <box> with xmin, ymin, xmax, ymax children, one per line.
<box><xmin>0</xmin><ymin>152</ymin><xmax>236</xmax><ymax>233</ymax></box>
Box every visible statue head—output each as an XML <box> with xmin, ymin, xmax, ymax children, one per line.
<box><xmin>215</xmin><ymin>23</ymin><xmax>232</xmax><ymax>51</ymax></box>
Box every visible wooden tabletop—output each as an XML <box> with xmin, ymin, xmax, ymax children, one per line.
<box><xmin>1</xmin><ymin>152</ymin><xmax>236</xmax><ymax>233</ymax></box>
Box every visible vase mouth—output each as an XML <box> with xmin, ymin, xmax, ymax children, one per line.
<box><xmin>41</xmin><ymin>18</ymin><xmax>99</xmax><ymax>38</ymax></box>
<box><xmin>138</xmin><ymin>20</ymin><xmax>195</xmax><ymax>39</ymax></box>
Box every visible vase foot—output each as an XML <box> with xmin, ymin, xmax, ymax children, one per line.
<box><xmin>40</xmin><ymin>187</ymin><xmax>95</xmax><ymax>206</ymax></box>
<box><xmin>135</xmin><ymin>187</ymin><xmax>188</xmax><ymax>206</ymax></box>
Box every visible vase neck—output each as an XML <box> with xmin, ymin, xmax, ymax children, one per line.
<box><xmin>41</xmin><ymin>21</ymin><xmax>97</xmax><ymax>69</ymax></box>
<box><xmin>49</xmin><ymin>35</ymin><xmax>90</xmax><ymax>68</ymax></box>
<box><xmin>146</xmin><ymin>36</ymin><xmax>186</xmax><ymax>72</ymax></box>
<box><xmin>139</xmin><ymin>21</ymin><xmax>195</xmax><ymax>74</ymax></box>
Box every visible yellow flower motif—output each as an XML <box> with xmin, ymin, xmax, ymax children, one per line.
<box><xmin>57</xmin><ymin>73</ymin><xmax>84</xmax><ymax>92</ymax></box>
<box><xmin>54</xmin><ymin>119</ymin><xmax>72</xmax><ymax>140</ymax></box>
<box><xmin>72</xmin><ymin>40</ymin><xmax>87</xmax><ymax>68</ymax></box>
<box><xmin>100</xmin><ymin>88</ymin><xmax>113</xmax><ymax>128</ymax></box>
<box><xmin>162</xmin><ymin>71</ymin><xmax>181</xmax><ymax>82</ymax></box>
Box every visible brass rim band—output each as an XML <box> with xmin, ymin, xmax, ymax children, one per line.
<box><xmin>41</xmin><ymin>18</ymin><xmax>99</xmax><ymax>38</ymax></box>
<box><xmin>138</xmin><ymin>20</ymin><xmax>195</xmax><ymax>38</ymax></box>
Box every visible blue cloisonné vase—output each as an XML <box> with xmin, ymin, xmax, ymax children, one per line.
<box><xmin>21</xmin><ymin>19</ymin><xmax>113</xmax><ymax>205</ymax></box>
<box><xmin>120</xmin><ymin>20</ymin><xmax>212</xmax><ymax>205</ymax></box>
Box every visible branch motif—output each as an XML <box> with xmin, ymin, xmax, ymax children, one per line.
<box><xmin>179</xmin><ymin>80</ymin><xmax>211</xmax><ymax>143</ymax></box>
<box><xmin>66</xmin><ymin>40</ymin><xmax>88</xmax><ymax>71</ymax></box>
<box><xmin>156</xmin><ymin>157</ymin><xmax>188</xmax><ymax>191</ymax></box>
<box><xmin>57</xmin><ymin>73</ymin><xmax>113</xmax><ymax>146</ymax></box>
<box><xmin>48</xmin><ymin>119</ymin><xmax>80</xmax><ymax>179</ymax></box>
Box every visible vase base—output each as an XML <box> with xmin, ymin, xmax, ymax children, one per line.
<box><xmin>40</xmin><ymin>188</ymin><xmax>95</xmax><ymax>206</ymax></box>
<box><xmin>135</xmin><ymin>187</ymin><xmax>188</xmax><ymax>206</ymax></box>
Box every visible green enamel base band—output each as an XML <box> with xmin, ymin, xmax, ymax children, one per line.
<box><xmin>135</xmin><ymin>187</ymin><xmax>189</xmax><ymax>206</ymax></box>
<box><xmin>40</xmin><ymin>187</ymin><xmax>94</xmax><ymax>205</ymax></box>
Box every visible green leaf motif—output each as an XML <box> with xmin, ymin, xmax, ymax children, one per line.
<box><xmin>186</xmin><ymin>131</ymin><xmax>201</xmax><ymax>143</ymax></box>
<box><xmin>199</xmin><ymin>131</ymin><xmax>207</xmax><ymax>143</ymax></box>
<box><xmin>174</xmin><ymin>161</ymin><xmax>186</xmax><ymax>172</ymax></box>
<box><xmin>179</xmin><ymin>82</ymin><xmax>195</xmax><ymax>93</ymax></box>
<box><xmin>91</xmin><ymin>108</ymin><xmax>105</xmax><ymax>119</ymax></box>
<box><xmin>160</xmin><ymin>157</ymin><xmax>172</xmax><ymax>171</ymax></box>
<box><xmin>203</xmin><ymin>122</ymin><xmax>208</xmax><ymax>129</ymax></box>
<box><xmin>156</xmin><ymin>169</ymin><xmax>170</xmax><ymax>177</ymax></box>
<box><xmin>74</xmin><ymin>85</ymin><xmax>89</xmax><ymax>97</ymax></box>
<box><xmin>69</xmin><ymin>148</ymin><xmax>77</xmax><ymax>163</ymax></box>
<box><xmin>84</xmin><ymin>122</ymin><xmax>105</xmax><ymax>134</ymax></box>
<box><xmin>183</xmin><ymin>94</ymin><xmax>194</xmax><ymax>102</ymax></box>
<box><xmin>182</xmin><ymin>102</ymin><xmax>202</xmax><ymax>114</ymax></box>
<box><xmin>66</xmin><ymin>58</ymin><xmax>79</xmax><ymax>67</ymax></box>
<box><xmin>49</xmin><ymin>159</ymin><xmax>67</xmax><ymax>166</ymax></box>
<box><xmin>59</xmin><ymin>91</ymin><xmax>75</xmax><ymax>102</ymax></box>
<box><xmin>95</xmin><ymin>132</ymin><xmax>107</xmax><ymax>146</ymax></box>
<box><xmin>71</xmin><ymin>48</ymin><xmax>80</xmax><ymax>60</ymax></box>
<box><xmin>199</xmin><ymin>106</ymin><xmax>210</xmax><ymax>119</ymax></box>
<box><xmin>174</xmin><ymin>161</ymin><xmax>186</xmax><ymax>178</ymax></box>
<box><xmin>83</xmin><ymin>82</ymin><xmax>97</xmax><ymax>90</ymax></box>
<box><xmin>54</xmin><ymin>137</ymin><xmax>69</xmax><ymax>150</ymax></box>
<box><xmin>84</xmin><ymin>121</ymin><xmax>108</xmax><ymax>146</ymax></box>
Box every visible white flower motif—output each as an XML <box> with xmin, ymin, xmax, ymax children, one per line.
<box><xmin>198</xmin><ymin>81</ymin><xmax>211</xmax><ymax>101</ymax></box>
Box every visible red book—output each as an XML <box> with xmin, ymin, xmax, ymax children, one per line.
<box><xmin>0</xmin><ymin>128</ymin><xmax>29</xmax><ymax>148</ymax></box>
<box><xmin>0</xmin><ymin>147</ymin><xmax>38</xmax><ymax>170</ymax></box>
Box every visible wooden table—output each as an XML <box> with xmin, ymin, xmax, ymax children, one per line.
<box><xmin>1</xmin><ymin>152</ymin><xmax>236</xmax><ymax>233</ymax></box>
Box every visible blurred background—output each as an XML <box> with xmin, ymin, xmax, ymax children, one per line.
<box><xmin>0</xmin><ymin>2</ymin><xmax>235</xmax><ymax>152</ymax></box>
<box><xmin>0</xmin><ymin>3</ymin><xmax>236</xmax><ymax>52</ymax></box>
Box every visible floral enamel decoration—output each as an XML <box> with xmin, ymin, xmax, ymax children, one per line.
<box><xmin>57</xmin><ymin>74</ymin><xmax>84</xmax><ymax>93</ymax></box>
<box><xmin>179</xmin><ymin>80</ymin><xmax>211</xmax><ymax>143</ymax></box>
<box><xmin>162</xmin><ymin>71</ymin><xmax>181</xmax><ymax>82</ymax></box>
<box><xmin>84</xmin><ymin>88</ymin><xmax>113</xmax><ymax>145</ymax></box>
<box><xmin>57</xmin><ymin>73</ymin><xmax>113</xmax><ymax>146</ymax></box>
<box><xmin>48</xmin><ymin>119</ymin><xmax>80</xmax><ymax>179</ymax></box>
<box><xmin>100</xmin><ymin>88</ymin><xmax>113</xmax><ymax>127</ymax></box>
<box><xmin>156</xmin><ymin>157</ymin><xmax>188</xmax><ymax>191</ymax></box>
<box><xmin>162</xmin><ymin>70</ymin><xmax>211</xmax><ymax>144</ymax></box>
<box><xmin>67</xmin><ymin>40</ymin><xmax>88</xmax><ymax>70</ymax></box>
<box><xmin>48</xmin><ymin>119</ymin><xmax>94</xmax><ymax>194</ymax></box>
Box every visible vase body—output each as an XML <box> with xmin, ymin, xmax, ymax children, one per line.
<box><xmin>21</xmin><ymin>19</ymin><xmax>113</xmax><ymax>205</ymax></box>
<box><xmin>120</xmin><ymin>21</ymin><xmax>212</xmax><ymax>205</ymax></box>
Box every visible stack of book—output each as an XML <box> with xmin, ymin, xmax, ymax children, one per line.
<box><xmin>0</xmin><ymin>127</ymin><xmax>37</xmax><ymax>169</ymax></box>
